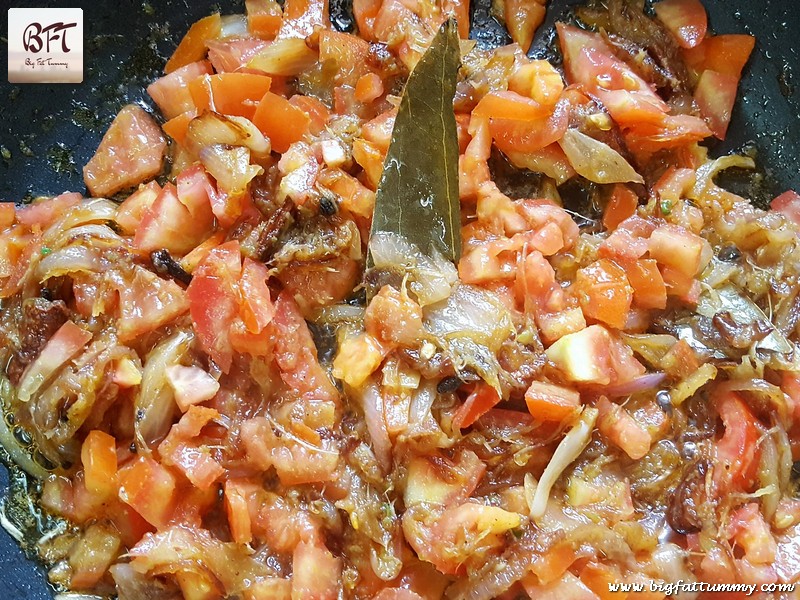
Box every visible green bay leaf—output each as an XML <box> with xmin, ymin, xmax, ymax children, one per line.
<box><xmin>368</xmin><ymin>19</ymin><xmax>462</xmax><ymax>264</ymax></box>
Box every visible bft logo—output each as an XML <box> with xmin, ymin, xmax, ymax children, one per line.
<box><xmin>22</xmin><ymin>21</ymin><xmax>78</xmax><ymax>54</ymax></box>
<box><xmin>8</xmin><ymin>8</ymin><xmax>84</xmax><ymax>84</ymax></box>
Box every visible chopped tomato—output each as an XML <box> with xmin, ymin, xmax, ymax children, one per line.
<box><xmin>279</xmin><ymin>0</ymin><xmax>330</xmax><ymax>39</ymax></box>
<box><xmin>134</xmin><ymin>182</ymin><xmax>214</xmax><ymax>256</ymax></box>
<box><xmin>771</xmin><ymin>190</ymin><xmax>800</xmax><ymax>227</ymax></box>
<box><xmin>190</xmin><ymin>73</ymin><xmax>273</xmax><ymax>119</ymax></box>
<box><xmin>603</xmin><ymin>185</ymin><xmax>639</xmax><ymax>231</ymax></box>
<box><xmin>648</xmin><ymin>223</ymin><xmax>712</xmax><ymax>279</ymax></box>
<box><xmin>207</xmin><ymin>37</ymin><xmax>270</xmax><ymax>72</ymax></box>
<box><xmin>239</xmin><ymin>258</ymin><xmax>275</xmax><ymax>332</ymax></box>
<box><xmin>252</xmin><ymin>91</ymin><xmax>311</xmax><ymax>153</ymax></box>
<box><xmin>653</xmin><ymin>0</ymin><xmax>708</xmax><ymax>49</ymax></box>
<box><xmin>546</xmin><ymin>325</ymin><xmax>645</xmax><ymax>386</ymax></box>
<box><xmin>114</xmin><ymin>266</ymin><xmax>190</xmax><ymax>342</ymax></box>
<box><xmin>291</xmin><ymin>541</ymin><xmax>341</xmax><ymax>600</ymax></box>
<box><xmin>158</xmin><ymin>406</ymin><xmax>224</xmax><ymax>490</ymax></box>
<box><xmin>319</xmin><ymin>30</ymin><xmax>370</xmax><ymax>73</ymax></box>
<box><xmin>0</xmin><ymin>204</ymin><xmax>15</xmax><ymax>230</ymax></box>
<box><xmin>596</xmin><ymin>396</ymin><xmax>652</xmax><ymax>460</ymax></box>
<box><xmin>271</xmin><ymin>292</ymin><xmax>339</xmax><ymax>402</ymax></box>
<box><xmin>355</xmin><ymin>72</ymin><xmax>384</xmax><ymax>103</ymax></box>
<box><xmin>714</xmin><ymin>392</ymin><xmax>762</xmax><ymax>492</ymax></box>
<box><xmin>573</xmin><ymin>259</ymin><xmax>633</xmax><ymax>330</ymax></box>
<box><xmin>166</xmin><ymin>365</ymin><xmax>221</xmax><ymax>412</ymax></box>
<box><xmin>694</xmin><ymin>69</ymin><xmax>738</xmax><ymax>139</ymax></box>
<box><xmin>117</xmin><ymin>456</ymin><xmax>177</xmax><ymax>528</ymax></box>
<box><xmin>683</xmin><ymin>34</ymin><xmax>755</xmax><ymax>79</ymax></box>
<box><xmin>352</xmin><ymin>138</ymin><xmax>384</xmax><ymax>189</ymax></box>
<box><xmin>452</xmin><ymin>383</ymin><xmax>502</xmax><ymax>429</ymax></box>
<box><xmin>525</xmin><ymin>381</ymin><xmax>581</xmax><ymax>422</ymax></box>
<box><xmin>404</xmin><ymin>450</ymin><xmax>485</xmax><ymax>507</ymax></box>
<box><xmin>473</xmin><ymin>91</ymin><xmax>568</xmax><ymax>154</ymax></box>
<box><xmin>15</xmin><ymin>192</ymin><xmax>82</xmax><ymax>228</ymax></box>
<box><xmin>187</xmin><ymin>241</ymin><xmax>243</xmax><ymax>373</ymax></box>
<box><xmin>625</xmin><ymin>259</ymin><xmax>667</xmax><ymax>310</ymax></box>
<box><xmin>557</xmin><ymin>24</ymin><xmax>666</xmax><ymax>104</ymax></box>
<box><xmin>147</xmin><ymin>60</ymin><xmax>213</xmax><ymax>120</ymax></box>
<box><xmin>522</xmin><ymin>571</ymin><xmax>600</xmax><ymax>600</ymax></box>
<box><xmin>81</xmin><ymin>431</ymin><xmax>118</xmax><ymax>500</ymax></box>
<box><xmin>247</xmin><ymin>0</ymin><xmax>283</xmax><ymax>39</ymax></box>
<box><xmin>165</xmin><ymin>14</ymin><xmax>222</xmax><ymax>73</ymax></box>
<box><xmin>289</xmin><ymin>95</ymin><xmax>330</xmax><ymax>134</ymax></box>
<box><xmin>115</xmin><ymin>181</ymin><xmax>161</xmax><ymax>234</ymax></box>
<box><xmin>83</xmin><ymin>105</ymin><xmax>166</xmax><ymax>198</ymax></box>
<box><xmin>353</xmin><ymin>0</ymin><xmax>381</xmax><ymax>40</ymax></box>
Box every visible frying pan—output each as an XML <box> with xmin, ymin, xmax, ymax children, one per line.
<box><xmin>0</xmin><ymin>0</ymin><xmax>798</xmax><ymax>597</ymax></box>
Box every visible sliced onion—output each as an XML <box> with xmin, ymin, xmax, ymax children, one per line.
<box><xmin>134</xmin><ymin>329</ymin><xmax>195</xmax><ymax>449</ymax></box>
<box><xmin>558</xmin><ymin>128</ymin><xmax>644</xmax><ymax>184</ymax></box>
<box><xmin>0</xmin><ymin>377</ymin><xmax>48</xmax><ymax>478</ymax></box>
<box><xmin>17</xmin><ymin>321</ymin><xmax>92</xmax><ymax>403</ymax></box>
<box><xmin>424</xmin><ymin>284</ymin><xmax>514</xmax><ymax>352</ymax></box>
<box><xmin>187</xmin><ymin>111</ymin><xmax>270</xmax><ymax>156</ymax></box>
<box><xmin>359</xmin><ymin>381</ymin><xmax>392</xmax><ymax>473</ymax></box>
<box><xmin>602</xmin><ymin>372</ymin><xmax>666</xmax><ymax>397</ymax></box>
<box><xmin>36</xmin><ymin>246</ymin><xmax>102</xmax><ymax>281</ymax></box>
<box><xmin>369</xmin><ymin>231</ymin><xmax>458</xmax><ymax>307</ymax></box>
<box><xmin>530</xmin><ymin>407</ymin><xmax>597</xmax><ymax>520</ymax></box>
<box><xmin>247</xmin><ymin>38</ymin><xmax>318</xmax><ymax>76</ymax></box>
<box><xmin>200</xmin><ymin>144</ymin><xmax>263</xmax><ymax>198</ymax></box>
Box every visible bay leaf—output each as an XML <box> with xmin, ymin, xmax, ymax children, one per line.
<box><xmin>368</xmin><ymin>19</ymin><xmax>462</xmax><ymax>265</ymax></box>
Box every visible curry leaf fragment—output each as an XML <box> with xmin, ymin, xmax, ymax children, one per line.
<box><xmin>368</xmin><ymin>19</ymin><xmax>462</xmax><ymax>265</ymax></box>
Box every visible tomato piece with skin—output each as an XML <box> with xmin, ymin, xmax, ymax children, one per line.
<box><xmin>238</xmin><ymin>258</ymin><xmax>275</xmax><ymax>334</ymax></box>
<box><xmin>158</xmin><ymin>406</ymin><xmax>224</xmax><ymax>490</ymax></box>
<box><xmin>291</xmin><ymin>540</ymin><xmax>341</xmax><ymax>600</ymax></box>
<box><xmin>596</xmin><ymin>396</ymin><xmax>652</xmax><ymax>460</ymax></box>
<box><xmin>189</xmin><ymin>73</ymin><xmax>273</xmax><ymax>119</ymax></box>
<box><xmin>252</xmin><ymin>92</ymin><xmax>311</xmax><ymax>153</ymax></box>
<box><xmin>165</xmin><ymin>14</ymin><xmax>222</xmax><ymax>73</ymax></box>
<box><xmin>271</xmin><ymin>292</ymin><xmax>339</xmax><ymax>403</ymax></box>
<box><xmin>771</xmin><ymin>190</ymin><xmax>800</xmax><ymax>227</ymax></box>
<box><xmin>653</xmin><ymin>0</ymin><xmax>708</xmax><ymax>49</ymax></box>
<box><xmin>557</xmin><ymin>23</ymin><xmax>667</xmax><ymax>106</ymax></box>
<box><xmin>573</xmin><ymin>259</ymin><xmax>633</xmax><ymax>330</ymax></box>
<box><xmin>525</xmin><ymin>381</ymin><xmax>581</xmax><ymax>422</ymax></box>
<box><xmin>714</xmin><ymin>392</ymin><xmax>762</xmax><ymax>492</ymax></box>
<box><xmin>246</xmin><ymin>0</ymin><xmax>283</xmax><ymax>39</ymax></box>
<box><xmin>473</xmin><ymin>91</ymin><xmax>569</xmax><ymax>154</ymax></box>
<box><xmin>135</xmin><ymin>182</ymin><xmax>214</xmax><ymax>256</ymax></box>
<box><xmin>117</xmin><ymin>456</ymin><xmax>177</xmax><ymax>529</ymax></box>
<box><xmin>602</xmin><ymin>184</ymin><xmax>639</xmax><ymax>231</ymax></box>
<box><xmin>452</xmin><ymin>383</ymin><xmax>502</xmax><ymax>430</ymax></box>
<box><xmin>165</xmin><ymin>365</ymin><xmax>221</xmax><ymax>412</ymax></box>
<box><xmin>625</xmin><ymin>259</ymin><xmax>667</xmax><ymax>310</ymax></box>
<box><xmin>682</xmin><ymin>34</ymin><xmax>755</xmax><ymax>79</ymax></box>
<box><xmin>114</xmin><ymin>265</ymin><xmax>190</xmax><ymax>342</ymax></box>
<box><xmin>187</xmin><ymin>241</ymin><xmax>243</xmax><ymax>373</ymax></box>
<box><xmin>83</xmin><ymin>105</ymin><xmax>166</xmax><ymax>198</ymax></box>
<box><xmin>115</xmin><ymin>181</ymin><xmax>161</xmax><ymax>234</ymax></box>
<box><xmin>694</xmin><ymin>69</ymin><xmax>739</xmax><ymax>140</ymax></box>
<box><xmin>81</xmin><ymin>431</ymin><xmax>118</xmax><ymax>500</ymax></box>
<box><xmin>147</xmin><ymin>60</ymin><xmax>213</xmax><ymax>120</ymax></box>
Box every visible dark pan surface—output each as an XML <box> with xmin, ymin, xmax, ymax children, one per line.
<box><xmin>0</xmin><ymin>0</ymin><xmax>798</xmax><ymax>597</ymax></box>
